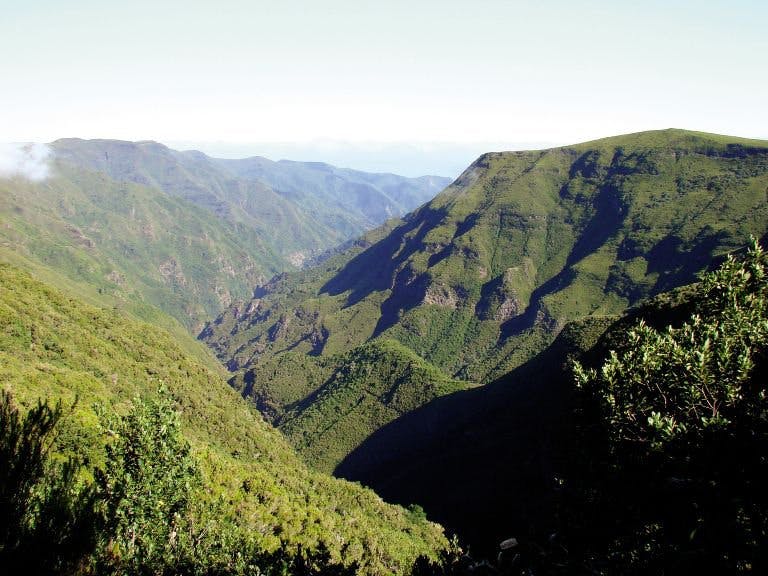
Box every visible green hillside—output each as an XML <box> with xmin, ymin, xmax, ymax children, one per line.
<box><xmin>215</xmin><ymin>155</ymin><xmax>450</xmax><ymax>242</ymax></box>
<box><xmin>202</xmin><ymin>129</ymin><xmax>768</xmax><ymax>469</ymax></box>
<box><xmin>335</xmin><ymin>299</ymin><xmax>691</xmax><ymax>553</ymax></box>
<box><xmin>53</xmin><ymin>139</ymin><xmax>336</xmax><ymax>260</ymax></box>
<box><xmin>337</xmin><ymin>242</ymin><xmax>768</xmax><ymax>572</ymax></box>
<box><xmin>228</xmin><ymin>339</ymin><xmax>468</xmax><ymax>472</ymax></box>
<box><xmin>54</xmin><ymin>139</ymin><xmax>449</xmax><ymax>265</ymax></box>
<box><xmin>0</xmin><ymin>161</ymin><xmax>274</xmax><ymax>333</ymax></box>
<box><xmin>0</xmin><ymin>262</ymin><xmax>450</xmax><ymax>574</ymax></box>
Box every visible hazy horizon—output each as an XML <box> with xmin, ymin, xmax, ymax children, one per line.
<box><xmin>165</xmin><ymin>139</ymin><xmax>561</xmax><ymax>177</ymax></box>
<box><xmin>2</xmin><ymin>0</ymin><xmax>766</xmax><ymax>176</ymax></box>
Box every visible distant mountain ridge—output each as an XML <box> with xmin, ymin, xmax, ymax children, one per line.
<box><xmin>53</xmin><ymin>138</ymin><xmax>451</xmax><ymax>264</ymax></box>
<box><xmin>0</xmin><ymin>138</ymin><xmax>447</xmax><ymax>333</ymax></box>
<box><xmin>214</xmin><ymin>155</ymin><xmax>448</xmax><ymax>240</ymax></box>
<box><xmin>201</xmin><ymin>129</ymin><xmax>768</xmax><ymax>473</ymax></box>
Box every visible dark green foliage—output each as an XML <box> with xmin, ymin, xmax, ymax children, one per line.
<box><xmin>271</xmin><ymin>340</ymin><xmax>467</xmax><ymax>472</ymax></box>
<box><xmin>0</xmin><ymin>263</ymin><xmax>450</xmax><ymax>575</ymax></box>
<box><xmin>566</xmin><ymin>240</ymin><xmax>768</xmax><ymax>573</ymax></box>
<box><xmin>374</xmin><ymin>241</ymin><xmax>767</xmax><ymax>573</ymax></box>
<box><xmin>0</xmin><ymin>391</ymin><xmax>97</xmax><ymax>576</ymax></box>
<box><xmin>0</xmin><ymin>390</ymin><xmax>62</xmax><ymax>551</ymax></box>
<box><xmin>1</xmin><ymin>389</ymin><xmax>397</xmax><ymax>575</ymax></box>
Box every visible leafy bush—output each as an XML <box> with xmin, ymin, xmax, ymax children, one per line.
<box><xmin>94</xmin><ymin>392</ymin><xmax>201</xmax><ymax>575</ymax></box>
<box><xmin>571</xmin><ymin>240</ymin><xmax>768</xmax><ymax>573</ymax></box>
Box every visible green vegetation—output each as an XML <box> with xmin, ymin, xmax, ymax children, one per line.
<box><xmin>0</xmin><ymin>263</ymin><xmax>451</xmax><ymax>574</ymax></box>
<box><xmin>4</xmin><ymin>129</ymin><xmax>767</xmax><ymax>573</ymax></box>
<box><xmin>0</xmin><ymin>391</ymin><xmax>97</xmax><ymax>575</ymax></box>
<box><xmin>566</xmin><ymin>240</ymin><xmax>768</xmax><ymax>573</ymax></box>
<box><xmin>0</xmin><ymin>139</ymin><xmax>447</xmax><ymax>337</ymax></box>
<box><xmin>94</xmin><ymin>392</ymin><xmax>201</xmax><ymax>574</ymax></box>
<box><xmin>54</xmin><ymin>138</ymin><xmax>449</xmax><ymax>265</ymax></box>
<box><xmin>0</xmin><ymin>161</ymin><xmax>273</xmax><ymax>333</ymax></box>
<box><xmin>349</xmin><ymin>241</ymin><xmax>767</xmax><ymax>574</ymax></box>
<box><xmin>232</xmin><ymin>339</ymin><xmax>468</xmax><ymax>472</ymax></box>
<box><xmin>215</xmin><ymin>156</ymin><xmax>450</xmax><ymax>242</ymax></box>
<box><xmin>202</xmin><ymin>129</ymin><xmax>768</xmax><ymax>471</ymax></box>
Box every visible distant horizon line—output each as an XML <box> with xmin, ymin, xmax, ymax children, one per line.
<box><xmin>6</xmin><ymin>129</ymin><xmax>767</xmax><ymax>179</ymax></box>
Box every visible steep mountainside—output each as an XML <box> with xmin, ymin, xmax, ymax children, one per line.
<box><xmin>229</xmin><ymin>338</ymin><xmax>468</xmax><ymax>472</ymax></box>
<box><xmin>202</xmin><ymin>129</ymin><xmax>768</xmax><ymax>471</ymax></box>
<box><xmin>0</xmin><ymin>263</ymin><xmax>450</xmax><ymax>574</ymax></box>
<box><xmin>338</xmin><ymin>244</ymin><xmax>767</xmax><ymax>562</ymax></box>
<box><xmin>0</xmin><ymin>161</ymin><xmax>272</xmax><ymax>333</ymax></box>
<box><xmin>1</xmin><ymin>140</ymin><xmax>447</xmax><ymax>334</ymax></box>
<box><xmin>215</xmin><ymin>155</ymin><xmax>449</xmax><ymax>241</ymax></box>
<box><xmin>339</xmin><ymin>315</ymin><xmax>618</xmax><ymax>553</ymax></box>
<box><xmin>54</xmin><ymin>139</ymin><xmax>449</xmax><ymax>264</ymax></box>
<box><xmin>335</xmin><ymin>291</ymin><xmax>697</xmax><ymax>553</ymax></box>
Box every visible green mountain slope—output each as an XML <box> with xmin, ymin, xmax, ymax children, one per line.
<box><xmin>215</xmin><ymin>155</ymin><xmax>450</xmax><ymax>242</ymax></box>
<box><xmin>0</xmin><ymin>262</ymin><xmax>450</xmax><ymax>574</ymax></box>
<box><xmin>201</xmin><ymin>129</ymin><xmax>768</xmax><ymax>470</ymax></box>
<box><xmin>0</xmin><ymin>161</ymin><xmax>273</xmax><ymax>333</ymax></box>
<box><xmin>54</xmin><ymin>139</ymin><xmax>450</xmax><ymax>265</ymax></box>
<box><xmin>338</xmin><ymin>243</ymin><xmax>767</xmax><ymax>567</ymax></box>
<box><xmin>227</xmin><ymin>339</ymin><xmax>468</xmax><ymax>472</ymax></box>
<box><xmin>53</xmin><ymin>139</ymin><xmax>335</xmax><ymax>260</ymax></box>
<box><xmin>338</xmin><ymin>313</ymin><xmax>618</xmax><ymax>553</ymax></box>
<box><xmin>337</xmin><ymin>284</ymin><xmax>704</xmax><ymax>552</ymax></box>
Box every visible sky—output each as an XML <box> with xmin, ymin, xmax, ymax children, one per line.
<box><xmin>1</xmin><ymin>0</ymin><xmax>766</xmax><ymax>176</ymax></box>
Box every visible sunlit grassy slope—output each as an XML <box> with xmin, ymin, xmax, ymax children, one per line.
<box><xmin>0</xmin><ymin>263</ymin><xmax>450</xmax><ymax>574</ymax></box>
<box><xmin>0</xmin><ymin>161</ymin><xmax>274</xmax><ymax>333</ymax></box>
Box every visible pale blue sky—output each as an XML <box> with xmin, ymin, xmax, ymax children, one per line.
<box><xmin>1</xmin><ymin>0</ymin><xmax>766</xmax><ymax>175</ymax></box>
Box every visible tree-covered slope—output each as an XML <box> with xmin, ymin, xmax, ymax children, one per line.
<box><xmin>215</xmin><ymin>155</ymin><xmax>450</xmax><ymax>242</ymax></box>
<box><xmin>339</xmin><ymin>242</ymin><xmax>768</xmax><ymax>572</ymax></box>
<box><xmin>0</xmin><ymin>262</ymin><xmax>450</xmax><ymax>574</ymax></box>
<box><xmin>202</xmin><ymin>129</ymin><xmax>768</xmax><ymax>470</ymax></box>
<box><xmin>53</xmin><ymin>139</ymin><xmax>449</xmax><ymax>265</ymax></box>
<box><xmin>0</xmin><ymin>161</ymin><xmax>273</xmax><ymax>333</ymax></box>
<box><xmin>228</xmin><ymin>339</ymin><xmax>468</xmax><ymax>473</ymax></box>
<box><xmin>335</xmin><ymin>280</ymin><xmax>709</xmax><ymax>555</ymax></box>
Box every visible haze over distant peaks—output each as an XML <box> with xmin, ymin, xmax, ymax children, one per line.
<box><xmin>0</xmin><ymin>138</ymin><xmax>449</xmax><ymax>333</ymax></box>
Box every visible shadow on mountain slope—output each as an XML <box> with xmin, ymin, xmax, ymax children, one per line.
<box><xmin>336</xmin><ymin>319</ymin><xmax>607</xmax><ymax>554</ymax></box>
<box><xmin>321</xmin><ymin>206</ymin><xmax>448</xmax><ymax>303</ymax></box>
<box><xmin>336</xmin><ymin>287</ymin><xmax>699</xmax><ymax>554</ymax></box>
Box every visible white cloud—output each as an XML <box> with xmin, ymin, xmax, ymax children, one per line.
<box><xmin>0</xmin><ymin>143</ymin><xmax>52</xmax><ymax>181</ymax></box>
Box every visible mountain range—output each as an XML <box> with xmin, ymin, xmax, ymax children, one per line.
<box><xmin>0</xmin><ymin>139</ymin><xmax>448</xmax><ymax>333</ymax></box>
<box><xmin>201</xmin><ymin>129</ymin><xmax>768</xmax><ymax>483</ymax></box>
<box><xmin>3</xmin><ymin>128</ymin><xmax>767</xmax><ymax>571</ymax></box>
